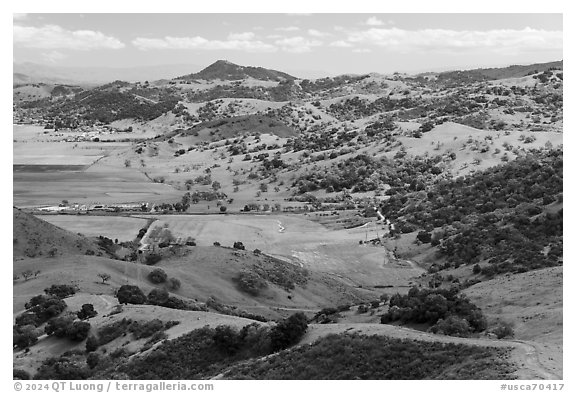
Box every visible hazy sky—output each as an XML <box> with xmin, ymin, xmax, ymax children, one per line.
<box><xmin>13</xmin><ymin>13</ymin><xmax>563</xmax><ymax>76</ymax></box>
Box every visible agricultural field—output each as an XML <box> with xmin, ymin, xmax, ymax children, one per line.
<box><xmin>13</xmin><ymin>125</ymin><xmax>183</xmax><ymax>207</ymax></box>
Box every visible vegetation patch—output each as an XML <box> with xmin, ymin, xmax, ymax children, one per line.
<box><xmin>118</xmin><ymin>313</ymin><xmax>307</xmax><ymax>379</ymax></box>
<box><xmin>221</xmin><ymin>333</ymin><xmax>515</xmax><ymax>380</ymax></box>
<box><xmin>381</xmin><ymin>286</ymin><xmax>487</xmax><ymax>337</ymax></box>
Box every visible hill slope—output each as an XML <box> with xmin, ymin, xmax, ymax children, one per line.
<box><xmin>13</xmin><ymin>208</ymin><xmax>101</xmax><ymax>259</ymax></box>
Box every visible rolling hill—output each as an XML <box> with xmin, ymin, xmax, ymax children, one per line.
<box><xmin>13</xmin><ymin>208</ymin><xmax>102</xmax><ymax>259</ymax></box>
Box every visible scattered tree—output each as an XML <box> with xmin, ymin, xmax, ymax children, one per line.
<box><xmin>97</xmin><ymin>273</ymin><xmax>111</xmax><ymax>284</ymax></box>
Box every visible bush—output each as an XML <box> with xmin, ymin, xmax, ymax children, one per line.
<box><xmin>145</xmin><ymin>253</ymin><xmax>162</xmax><ymax>265</ymax></box>
<box><xmin>234</xmin><ymin>271</ymin><xmax>268</xmax><ymax>296</ymax></box>
<box><xmin>490</xmin><ymin>322</ymin><xmax>515</xmax><ymax>339</ymax></box>
<box><xmin>46</xmin><ymin>317</ymin><xmax>90</xmax><ymax>341</ymax></box>
<box><xmin>96</xmin><ymin>319</ymin><xmax>132</xmax><ymax>345</ymax></box>
<box><xmin>13</xmin><ymin>369</ymin><xmax>31</xmax><ymax>380</ymax></box>
<box><xmin>168</xmin><ymin>277</ymin><xmax>181</xmax><ymax>291</ymax></box>
<box><xmin>147</xmin><ymin>288</ymin><xmax>170</xmax><ymax>305</ymax></box>
<box><xmin>77</xmin><ymin>304</ymin><xmax>98</xmax><ymax>320</ymax></box>
<box><xmin>117</xmin><ymin>285</ymin><xmax>146</xmax><ymax>305</ymax></box>
<box><xmin>35</xmin><ymin>354</ymin><xmax>91</xmax><ymax>380</ymax></box>
<box><xmin>416</xmin><ymin>231</ymin><xmax>432</xmax><ymax>244</ymax></box>
<box><xmin>380</xmin><ymin>287</ymin><xmax>487</xmax><ymax>334</ymax></box>
<box><xmin>86</xmin><ymin>353</ymin><xmax>100</xmax><ymax>369</ymax></box>
<box><xmin>270</xmin><ymin>312</ymin><xmax>309</xmax><ymax>352</ymax></box>
<box><xmin>148</xmin><ymin>268</ymin><xmax>168</xmax><ymax>284</ymax></box>
<box><xmin>66</xmin><ymin>322</ymin><xmax>91</xmax><ymax>341</ymax></box>
<box><xmin>45</xmin><ymin>315</ymin><xmax>75</xmax><ymax>338</ymax></box>
<box><xmin>13</xmin><ymin>325</ymin><xmax>39</xmax><ymax>349</ymax></box>
<box><xmin>85</xmin><ymin>335</ymin><xmax>99</xmax><ymax>352</ymax></box>
<box><xmin>15</xmin><ymin>312</ymin><xmax>40</xmax><ymax>328</ymax></box>
<box><xmin>44</xmin><ymin>284</ymin><xmax>77</xmax><ymax>299</ymax></box>
<box><xmin>429</xmin><ymin>316</ymin><xmax>472</xmax><ymax>337</ymax></box>
<box><xmin>129</xmin><ymin>319</ymin><xmax>164</xmax><ymax>339</ymax></box>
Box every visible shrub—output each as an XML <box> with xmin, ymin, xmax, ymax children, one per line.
<box><xmin>66</xmin><ymin>322</ymin><xmax>91</xmax><ymax>341</ymax></box>
<box><xmin>167</xmin><ymin>277</ymin><xmax>181</xmax><ymax>291</ymax></box>
<box><xmin>145</xmin><ymin>253</ymin><xmax>162</xmax><ymax>265</ymax></box>
<box><xmin>45</xmin><ymin>317</ymin><xmax>90</xmax><ymax>341</ymax></box>
<box><xmin>35</xmin><ymin>354</ymin><xmax>91</xmax><ymax>380</ymax></box>
<box><xmin>416</xmin><ymin>231</ymin><xmax>432</xmax><ymax>244</ymax></box>
<box><xmin>490</xmin><ymin>322</ymin><xmax>515</xmax><ymax>339</ymax></box>
<box><xmin>270</xmin><ymin>312</ymin><xmax>309</xmax><ymax>352</ymax></box>
<box><xmin>45</xmin><ymin>315</ymin><xmax>75</xmax><ymax>338</ymax></box>
<box><xmin>429</xmin><ymin>316</ymin><xmax>472</xmax><ymax>337</ymax></box>
<box><xmin>86</xmin><ymin>353</ymin><xmax>100</xmax><ymax>369</ymax></box>
<box><xmin>380</xmin><ymin>287</ymin><xmax>487</xmax><ymax>334</ymax></box>
<box><xmin>96</xmin><ymin>319</ymin><xmax>132</xmax><ymax>345</ymax></box>
<box><xmin>129</xmin><ymin>319</ymin><xmax>165</xmax><ymax>339</ymax></box>
<box><xmin>77</xmin><ymin>304</ymin><xmax>98</xmax><ymax>320</ymax></box>
<box><xmin>13</xmin><ymin>369</ymin><xmax>31</xmax><ymax>380</ymax></box>
<box><xmin>15</xmin><ymin>312</ymin><xmax>41</xmax><ymax>328</ymax></box>
<box><xmin>148</xmin><ymin>268</ymin><xmax>168</xmax><ymax>284</ymax></box>
<box><xmin>85</xmin><ymin>335</ymin><xmax>99</xmax><ymax>352</ymax></box>
<box><xmin>234</xmin><ymin>271</ymin><xmax>268</xmax><ymax>296</ymax></box>
<box><xmin>13</xmin><ymin>325</ymin><xmax>39</xmax><ymax>349</ymax></box>
<box><xmin>44</xmin><ymin>284</ymin><xmax>77</xmax><ymax>299</ymax></box>
<box><xmin>117</xmin><ymin>285</ymin><xmax>146</xmax><ymax>305</ymax></box>
<box><xmin>147</xmin><ymin>288</ymin><xmax>170</xmax><ymax>305</ymax></box>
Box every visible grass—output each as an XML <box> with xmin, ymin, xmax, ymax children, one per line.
<box><xmin>37</xmin><ymin>215</ymin><xmax>149</xmax><ymax>242</ymax></box>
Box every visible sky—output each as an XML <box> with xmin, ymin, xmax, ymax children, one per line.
<box><xmin>13</xmin><ymin>13</ymin><xmax>562</xmax><ymax>75</ymax></box>
<box><xmin>13</xmin><ymin>13</ymin><xmax>563</xmax><ymax>77</ymax></box>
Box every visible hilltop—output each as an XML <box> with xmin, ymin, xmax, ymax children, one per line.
<box><xmin>176</xmin><ymin>60</ymin><xmax>296</xmax><ymax>82</ymax></box>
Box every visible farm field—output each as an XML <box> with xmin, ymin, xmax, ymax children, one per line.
<box><xmin>138</xmin><ymin>214</ymin><xmax>423</xmax><ymax>286</ymax></box>
<box><xmin>36</xmin><ymin>215</ymin><xmax>149</xmax><ymax>242</ymax></box>
<box><xmin>13</xmin><ymin>168</ymin><xmax>182</xmax><ymax>207</ymax></box>
<box><xmin>13</xmin><ymin>125</ymin><xmax>184</xmax><ymax>207</ymax></box>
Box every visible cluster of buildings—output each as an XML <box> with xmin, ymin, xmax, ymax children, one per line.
<box><xmin>36</xmin><ymin>202</ymin><xmax>150</xmax><ymax>213</ymax></box>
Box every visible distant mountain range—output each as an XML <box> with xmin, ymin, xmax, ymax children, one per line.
<box><xmin>14</xmin><ymin>59</ymin><xmax>562</xmax><ymax>87</ymax></box>
<box><xmin>13</xmin><ymin>63</ymin><xmax>202</xmax><ymax>85</ymax></box>
<box><xmin>426</xmin><ymin>60</ymin><xmax>563</xmax><ymax>83</ymax></box>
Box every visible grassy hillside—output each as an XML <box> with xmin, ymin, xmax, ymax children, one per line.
<box><xmin>13</xmin><ymin>208</ymin><xmax>102</xmax><ymax>260</ymax></box>
<box><xmin>464</xmin><ymin>266</ymin><xmax>563</xmax><ymax>378</ymax></box>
